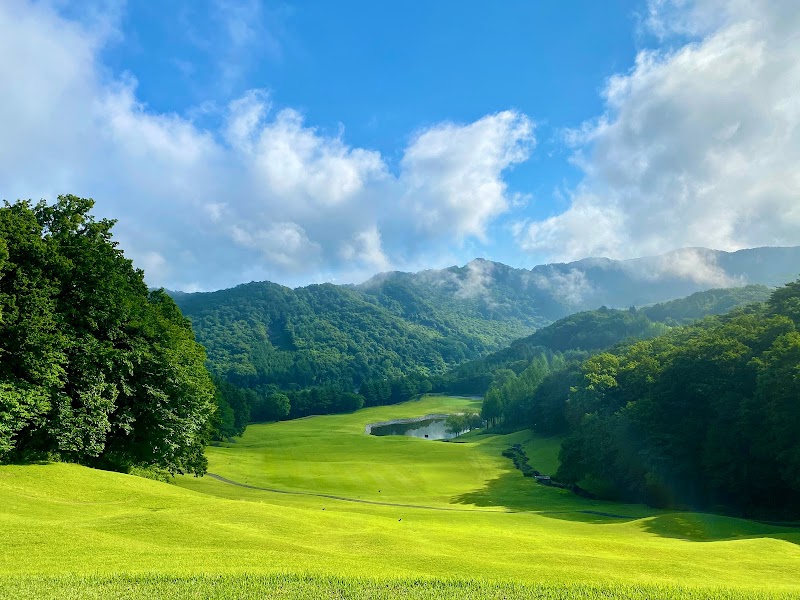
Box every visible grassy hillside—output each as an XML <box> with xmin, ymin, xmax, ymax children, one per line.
<box><xmin>2</xmin><ymin>396</ymin><xmax>799</xmax><ymax>598</ymax></box>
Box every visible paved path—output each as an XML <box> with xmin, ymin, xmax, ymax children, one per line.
<box><xmin>206</xmin><ymin>473</ymin><xmax>632</xmax><ymax>518</ymax></box>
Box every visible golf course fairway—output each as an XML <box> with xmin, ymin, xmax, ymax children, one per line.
<box><xmin>1</xmin><ymin>395</ymin><xmax>798</xmax><ymax>599</ymax></box>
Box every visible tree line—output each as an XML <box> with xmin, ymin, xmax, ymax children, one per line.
<box><xmin>212</xmin><ymin>371</ymin><xmax>435</xmax><ymax>434</ymax></box>
<box><xmin>556</xmin><ymin>284</ymin><xmax>800</xmax><ymax>517</ymax></box>
<box><xmin>470</xmin><ymin>282</ymin><xmax>800</xmax><ymax>518</ymax></box>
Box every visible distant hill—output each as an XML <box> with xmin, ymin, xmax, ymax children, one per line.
<box><xmin>173</xmin><ymin>246</ymin><xmax>798</xmax><ymax>391</ymax></box>
<box><xmin>434</xmin><ymin>285</ymin><xmax>773</xmax><ymax>395</ymax></box>
<box><xmin>524</xmin><ymin>246</ymin><xmax>800</xmax><ymax>311</ymax></box>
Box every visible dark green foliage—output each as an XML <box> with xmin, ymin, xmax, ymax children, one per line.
<box><xmin>639</xmin><ymin>285</ymin><xmax>772</xmax><ymax>325</ymax></box>
<box><xmin>286</xmin><ymin>387</ymin><xmax>365</xmax><ymax>419</ymax></box>
<box><xmin>556</xmin><ymin>280</ymin><xmax>800</xmax><ymax>517</ymax></box>
<box><xmin>444</xmin><ymin>412</ymin><xmax>480</xmax><ymax>437</ymax></box>
<box><xmin>172</xmin><ymin>273</ymin><xmax>549</xmax><ymax>397</ymax></box>
<box><xmin>212</xmin><ymin>378</ymin><xmax>257</xmax><ymax>439</ymax></box>
<box><xmin>435</xmin><ymin>307</ymin><xmax>669</xmax><ymax>397</ymax></box>
<box><xmin>438</xmin><ymin>287</ymin><xmax>773</xmax><ymax>432</ymax></box>
<box><xmin>439</xmin><ymin>286</ymin><xmax>772</xmax><ymax>394</ymax></box>
<box><xmin>0</xmin><ymin>197</ymin><xmax>214</xmax><ymax>474</ymax></box>
<box><xmin>502</xmin><ymin>444</ymin><xmax>540</xmax><ymax>477</ymax></box>
<box><xmin>528</xmin><ymin>363</ymin><xmax>580</xmax><ymax>435</ymax></box>
<box><xmin>251</xmin><ymin>391</ymin><xmax>291</xmax><ymax>423</ymax></box>
<box><xmin>359</xmin><ymin>373</ymin><xmax>431</xmax><ymax>408</ymax></box>
<box><xmin>517</xmin><ymin>306</ymin><xmax>670</xmax><ymax>353</ymax></box>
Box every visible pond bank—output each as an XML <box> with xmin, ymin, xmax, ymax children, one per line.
<box><xmin>364</xmin><ymin>414</ymin><xmax>451</xmax><ymax>434</ymax></box>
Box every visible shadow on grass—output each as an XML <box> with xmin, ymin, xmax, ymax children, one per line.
<box><xmin>451</xmin><ymin>471</ymin><xmax>645</xmax><ymax>523</ymax></box>
<box><xmin>640</xmin><ymin>513</ymin><xmax>800</xmax><ymax>545</ymax></box>
<box><xmin>452</xmin><ymin>472</ymin><xmax>800</xmax><ymax>544</ymax></box>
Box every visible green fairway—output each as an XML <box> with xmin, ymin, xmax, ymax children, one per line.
<box><xmin>1</xmin><ymin>395</ymin><xmax>799</xmax><ymax>598</ymax></box>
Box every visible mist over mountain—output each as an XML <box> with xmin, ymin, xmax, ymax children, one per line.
<box><xmin>173</xmin><ymin>245</ymin><xmax>799</xmax><ymax>392</ymax></box>
<box><xmin>355</xmin><ymin>246</ymin><xmax>800</xmax><ymax>319</ymax></box>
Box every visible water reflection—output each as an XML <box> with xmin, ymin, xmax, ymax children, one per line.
<box><xmin>369</xmin><ymin>417</ymin><xmax>466</xmax><ymax>440</ymax></box>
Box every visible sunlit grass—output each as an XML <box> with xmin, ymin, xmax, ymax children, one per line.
<box><xmin>3</xmin><ymin>574</ymin><xmax>797</xmax><ymax>600</ymax></box>
<box><xmin>1</xmin><ymin>395</ymin><xmax>798</xmax><ymax>598</ymax></box>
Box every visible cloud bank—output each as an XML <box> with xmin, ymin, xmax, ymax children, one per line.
<box><xmin>0</xmin><ymin>1</ymin><xmax>533</xmax><ymax>290</ymax></box>
<box><xmin>516</xmin><ymin>0</ymin><xmax>800</xmax><ymax>268</ymax></box>
<box><xmin>2</xmin><ymin>0</ymin><xmax>798</xmax><ymax>291</ymax></box>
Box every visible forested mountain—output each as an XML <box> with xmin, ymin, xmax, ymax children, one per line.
<box><xmin>174</xmin><ymin>280</ymin><xmax>530</xmax><ymax>392</ymax></box>
<box><xmin>434</xmin><ymin>285</ymin><xmax>772</xmax><ymax>395</ymax></box>
<box><xmin>174</xmin><ymin>247</ymin><xmax>796</xmax><ymax>397</ymax></box>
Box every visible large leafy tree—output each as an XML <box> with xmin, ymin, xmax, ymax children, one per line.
<box><xmin>0</xmin><ymin>196</ymin><xmax>215</xmax><ymax>474</ymax></box>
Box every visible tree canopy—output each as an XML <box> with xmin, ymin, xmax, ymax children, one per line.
<box><xmin>554</xmin><ymin>282</ymin><xmax>800</xmax><ymax>517</ymax></box>
<box><xmin>0</xmin><ymin>196</ymin><xmax>215</xmax><ymax>474</ymax></box>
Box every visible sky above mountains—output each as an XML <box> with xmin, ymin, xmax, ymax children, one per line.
<box><xmin>1</xmin><ymin>0</ymin><xmax>798</xmax><ymax>291</ymax></box>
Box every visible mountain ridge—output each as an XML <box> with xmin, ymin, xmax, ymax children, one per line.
<box><xmin>172</xmin><ymin>245</ymin><xmax>799</xmax><ymax>393</ymax></box>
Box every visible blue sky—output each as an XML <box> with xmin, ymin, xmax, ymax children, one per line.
<box><xmin>1</xmin><ymin>0</ymin><xmax>798</xmax><ymax>290</ymax></box>
<box><xmin>104</xmin><ymin>0</ymin><xmax>643</xmax><ymax>224</ymax></box>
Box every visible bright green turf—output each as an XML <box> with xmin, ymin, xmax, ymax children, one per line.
<box><xmin>2</xmin><ymin>574</ymin><xmax>798</xmax><ymax>600</ymax></box>
<box><xmin>1</xmin><ymin>395</ymin><xmax>799</xmax><ymax>599</ymax></box>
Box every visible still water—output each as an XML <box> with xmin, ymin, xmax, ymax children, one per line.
<box><xmin>369</xmin><ymin>417</ymin><xmax>462</xmax><ymax>440</ymax></box>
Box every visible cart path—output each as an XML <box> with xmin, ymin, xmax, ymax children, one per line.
<box><xmin>206</xmin><ymin>472</ymin><xmax>633</xmax><ymax>518</ymax></box>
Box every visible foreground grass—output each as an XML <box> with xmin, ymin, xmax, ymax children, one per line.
<box><xmin>1</xmin><ymin>395</ymin><xmax>798</xmax><ymax>597</ymax></box>
<box><xmin>2</xmin><ymin>574</ymin><xmax>797</xmax><ymax>600</ymax></box>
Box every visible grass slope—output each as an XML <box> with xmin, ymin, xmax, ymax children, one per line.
<box><xmin>1</xmin><ymin>396</ymin><xmax>799</xmax><ymax>598</ymax></box>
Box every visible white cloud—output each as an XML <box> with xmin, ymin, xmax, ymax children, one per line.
<box><xmin>454</xmin><ymin>259</ymin><xmax>495</xmax><ymax>301</ymax></box>
<box><xmin>231</xmin><ymin>101</ymin><xmax>387</xmax><ymax>208</ymax></box>
<box><xmin>400</xmin><ymin>111</ymin><xmax>534</xmax><ymax>241</ymax></box>
<box><xmin>137</xmin><ymin>251</ymin><xmax>169</xmax><ymax>282</ymax></box>
<box><xmin>339</xmin><ymin>227</ymin><xmax>391</xmax><ymax>272</ymax></box>
<box><xmin>0</xmin><ymin>1</ymin><xmax>533</xmax><ymax>290</ymax></box>
<box><xmin>517</xmin><ymin>0</ymin><xmax>800</xmax><ymax>275</ymax></box>
<box><xmin>528</xmin><ymin>269</ymin><xmax>594</xmax><ymax>307</ymax></box>
<box><xmin>231</xmin><ymin>222</ymin><xmax>321</xmax><ymax>268</ymax></box>
<box><xmin>623</xmin><ymin>247</ymin><xmax>739</xmax><ymax>287</ymax></box>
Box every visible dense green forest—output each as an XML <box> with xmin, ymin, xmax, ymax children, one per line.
<box><xmin>175</xmin><ymin>259</ymin><xmax>781</xmax><ymax>404</ymax></box>
<box><xmin>0</xmin><ymin>197</ymin><xmax>215</xmax><ymax>474</ymax></box>
<box><xmin>434</xmin><ymin>285</ymin><xmax>771</xmax><ymax>396</ymax></box>
<box><xmin>175</xmin><ymin>258</ymin><xmax>772</xmax><ymax>429</ymax></box>
<box><xmin>469</xmin><ymin>281</ymin><xmax>800</xmax><ymax>518</ymax></box>
<box><xmin>172</xmin><ymin>274</ymin><xmax>548</xmax><ymax>394</ymax></box>
<box><xmin>555</xmin><ymin>282</ymin><xmax>800</xmax><ymax>517</ymax></box>
<box><xmin>212</xmin><ymin>285</ymin><xmax>770</xmax><ymax>433</ymax></box>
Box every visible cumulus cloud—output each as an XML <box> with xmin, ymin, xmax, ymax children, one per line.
<box><xmin>233</xmin><ymin>104</ymin><xmax>387</xmax><ymax>209</ymax></box>
<box><xmin>401</xmin><ymin>111</ymin><xmax>534</xmax><ymax>241</ymax></box>
<box><xmin>0</xmin><ymin>1</ymin><xmax>533</xmax><ymax>290</ymax></box>
<box><xmin>231</xmin><ymin>222</ymin><xmax>321</xmax><ymax>269</ymax></box>
<box><xmin>339</xmin><ymin>227</ymin><xmax>391</xmax><ymax>272</ymax></box>
<box><xmin>517</xmin><ymin>0</ymin><xmax>800</xmax><ymax>278</ymax></box>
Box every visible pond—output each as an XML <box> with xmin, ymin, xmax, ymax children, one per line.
<box><xmin>366</xmin><ymin>415</ymin><xmax>468</xmax><ymax>440</ymax></box>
